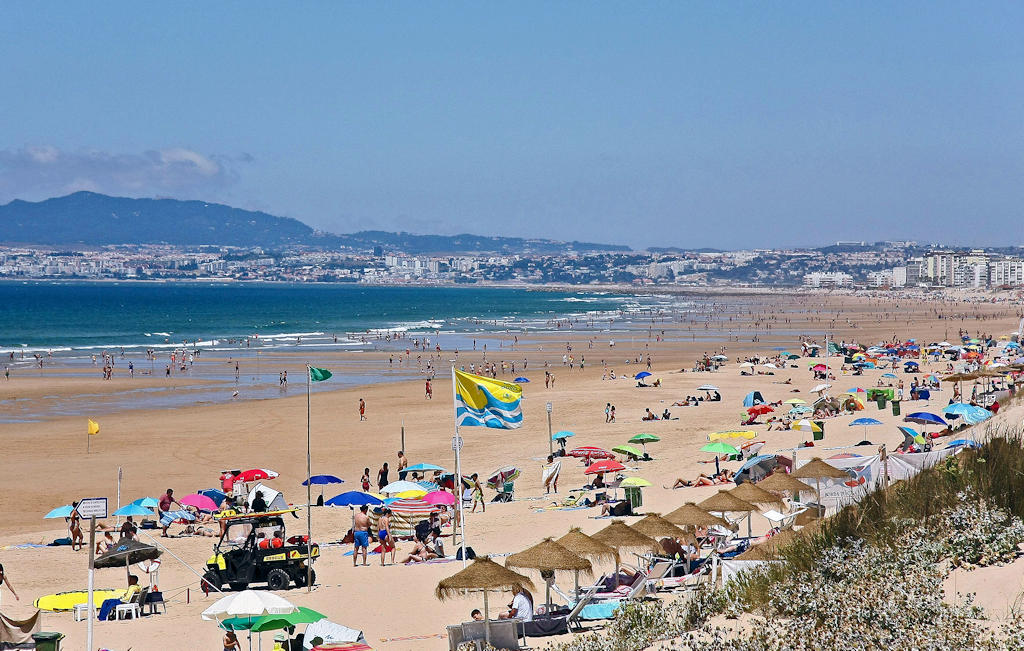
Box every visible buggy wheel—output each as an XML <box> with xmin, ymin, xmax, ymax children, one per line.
<box><xmin>293</xmin><ymin>567</ymin><xmax>316</xmax><ymax>588</ymax></box>
<box><xmin>266</xmin><ymin>568</ymin><xmax>290</xmax><ymax>591</ymax></box>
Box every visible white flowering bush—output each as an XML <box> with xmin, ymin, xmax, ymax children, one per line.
<box><xmin>939</xmin><ymin>490</ymin><xmax>1024</xmax><ymax>569</ymax></box>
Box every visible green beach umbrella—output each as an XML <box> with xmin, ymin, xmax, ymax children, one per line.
<box><xmin>700</xmin><ymin>442</ymin><xmax>740</xmax><ymax>455</ymax></box>
<box><xmin>220</xmin><ymin>607</ymin><xmax>325</xmax><ymax>632</ymax></box>
<box><xmin>629</xmin><ymin>433</ymin><xmax>660</xmax><ymax>444</ymax></box>
<box><xmin>612</xmin><ymin>444</ymin><xmax>643</xmax><ymax>458</ymax></box>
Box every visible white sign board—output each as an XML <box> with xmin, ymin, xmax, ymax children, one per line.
<box><xmin>76</xmin><ymin>497</ymin><xmax>107</xmax><ymax>519</ymax></box>
<box><xmin>452</xmin><ymin>436</ymin><xmax>464</xmax><ymax>451</ymax></box>
<box><xmin>546</xmin><ymin>402</ymin><xmax>553</xmax><ymax>413</ymax></box>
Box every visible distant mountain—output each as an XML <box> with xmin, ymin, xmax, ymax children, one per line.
<box><xmin>0</xmin><ymin>192</ymin><xmax>629</xmax><ymax>254</ymax></box>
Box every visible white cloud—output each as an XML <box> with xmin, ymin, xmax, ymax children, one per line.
<box><xmin>0</xmin><ymin>146</ymin><xmax>248</xmax><ymax>203</ymax></box>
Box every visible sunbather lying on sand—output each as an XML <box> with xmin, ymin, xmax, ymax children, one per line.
<box><xmin>667</xmin><ymin>469</ymin><xmax>734</xmax><ymax>488</ymax></box>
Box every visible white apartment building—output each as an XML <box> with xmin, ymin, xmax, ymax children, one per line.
<box><xmin>803</xmin><ymin>272</ymin><xmax>853</xmax><ymax>287</ymax></box>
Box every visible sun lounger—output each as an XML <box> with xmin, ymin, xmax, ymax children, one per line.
<box><xmin>761</xmin><ymin>507</ymin><xmax>807</xmax><ymax>529</ymax></box>
<box><xmin>565</xmin><ymin>584</ymin><xmax>600</xmax><ymax>631</ymax></box>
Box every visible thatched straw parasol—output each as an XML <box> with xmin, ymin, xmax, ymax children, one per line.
<box><xmin>792</xmin><ymin>458</ymin><xmax>849</xmax><ymax>517</ymax></box>
<box><xmin>698</xmin><ymin>490</ymin><xmax>758</xmax><ymax>539</ymax></box>
<box><xmin>729</xmin><ymin>482</ymin><xmax>784</xmax><ymax>508</ymax></box>
<box><xmin>591</xmin><ymin>520</ymin><xmax>659</xmax><ymax>586</ymax></box>
<box><xmin>506</xmin><ymin>538</ymin><xmax>591</xmax><ymax>609</ymax></box>
<box><xmin>556</xmin><ymin>528</ymin><xmax>616</xmax><ymax>595</ymax></box>
<box><xmin>756</xmin><ymin>472</ymin><xmax>813</xmax><ymax>496</ymax></box>
<box><xmin>734</xmin><ymin>528</ymin><xmax>800</xmax><ymax>561</ymax></box>
<box><xmin>630</xmin><ymin>513</ymin><xmax>687</xmax><ymax>541</ymax></box>
<box><xmin>436</xmin><ymin>557</ymin><xmax>534</xmax><ymax>646</ymax></box>
<box><xmin>664</xmin><ymin>502</ymin><xmax>729</xmax><ymax>530</ymax></box>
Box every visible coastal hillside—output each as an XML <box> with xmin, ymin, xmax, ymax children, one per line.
<box><xmin>0</xmin><ymin>192</ymin><xmax>629</xmax><ymax>254</ymax></box>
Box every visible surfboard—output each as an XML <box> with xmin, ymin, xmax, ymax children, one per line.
<box><xmin>34</xmin><ymin>589</ymin><xmax>128</xmax><ymax>612</ymax></box>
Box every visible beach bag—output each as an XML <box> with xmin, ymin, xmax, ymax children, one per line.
<box><xmin>456</xmin><ymin>546</ymin><xmax>476</xmax><ymax>561</ymax></box>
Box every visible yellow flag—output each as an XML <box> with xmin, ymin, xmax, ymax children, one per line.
<box><xmin>87</xmin><ymin>419</ymin><xmax>100</xmax><ymax>435</ymax></box>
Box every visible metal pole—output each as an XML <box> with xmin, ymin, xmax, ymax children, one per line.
<box><xmin>87</xmin><ymin>516</ymin><xmax>96</xmax><ymax>650</ymax></box>
<box><xmin>116</xmin><ymin>467</ymin><xmax>122</xmax><ymax>527</ymax></box>
<box><xmin>451</xmin><ymin>366</ymin><xmax>467</xmax><ymax>566</ymax></box>
<box><xmin>305</xmin><ymin>365</ymin><xmax>313</xmax><ymax>592</ymax></box>
<box><xmin>401</xmin><ymin>419</ymin><xmax>405</xmax><ymax>454</ymax></box>
<box><xmin>546</xmin><ymin>408</ymin><xmax>553</xmax><ymax>456</ymax></box>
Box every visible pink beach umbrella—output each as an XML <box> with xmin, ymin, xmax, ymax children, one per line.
<box><xmin>423</xmin><ymin>491</ymin><xmax>457</xmax><ymax>506</ymax></box>
<box><xmin>180</xmin><ymin>493</ymin><xmax>219</xmax><ymax>512</ymax></box>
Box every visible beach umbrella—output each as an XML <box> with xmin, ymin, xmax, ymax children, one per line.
<box><xmin>393</xmin><ymin>490</ymin><xmax>427</xmax><ymax>499</ymax></box>
<box><xmin>788</xmin><ymin>406</ymin><xmax>812</xmax><ymax>415</ymax></box>
<box><xmin>792</xmin><ymin>419</ymin><xmax>821</xmax><ymax>433</ymax></box>
<box><xmin>131</xmin><ymin>497</ymin><xmax>161</xmax><ymax>509</ymax></box>
<box><xmin>113</xmin><ymin>503</ymin><xmax>153</xmax><ymax>517</ymax></box>
<box><xmin>591</xmin><ymin>520</ymin><xmax>659</xmax><ymax>586</ymax></box>
<box><xmin>729</xmin><ymin>482</ymin><xmax>784</xmax><ymax>509</ymax></box>
<box><xmin>850</xmin><ymin>417</ymin><xmax>883</xmax><ymax>438</ymax></box>
<box><xmin>202</xmin><ymin>590</ymin><xmax>298</xmax><ymax>621</ymax></box>
<box><xmin>513</xmin><ymin>377</ymin><xmax>529</xmax><ymax>383</ymax></box>
<box><xmin>220</xmin><ymin>606</ymin><xmax>325</xmax><ymax>633</ymax></box>
<box><xmin>881</xmin><ymin>373</ymin><xmax>898</xmax><ymax>379</ymax></box>
<box><xmin>584</xmin><ymin>459</ymin><xmax>625</xmax><ymax>475</ymax></box>
<box><xmin>634</xmin><ymin>371</ymin><xmax>652</xmax><ymax>379</ymax></box>
<box><xmin>44</xmin><ymin>505</ymin><xmax>73</xmax><ymax>519</ymax></box>
<box><xmin>416</xmin><ymin>480</ymin><xmax>440</xmax><ymax>492</ymax></box>
<box><xmin>708</xmin><ymin>430</ymin><xmax>757</xmax><ymax>442</ymax></box>
<box><xmin>898</xmin><ymin>426</ymin><xmax>927</xmax><ymax>448</ymax></box>
<box><xmin>747</xmin><ymin>405</ymin><xmax>774</xmax><ymax>416</ymax></box>
<box><xmin>701</xmin><ymin>441</ymin><xmax>739</xmax><ymax>475</ymax></box>
<box><xmin>629</xmin><ymin>433</ymin><xmax>660</xmax><ymax>444</ymax></box>
<box><xmin>405</xmin><ymin>463</ymin><xmax>447</xmax><ymax>473</ymax></box>
<box><xmin>811</xmin><ymin>383</ymin><xmax>831</xmax><ymax>394</ymax></box>
<box><xmin>436</xmin><ymin>557</ymin><xmax>534</xmax><ymax>647</ymax></box>
<box><xmin>904</xmin><ymin>412</ymin><xmax>948</xmax><ymax>427</ymax></box>
<box><xmin>568</xmin><ymin>446</ymin><xmax>615</xmax><ymax>460</ymax></box>
<box><xmin>739</xmin><ymin>361</ymin><xmax>755</xmax><ymax>368</ymax></box>
<box><xmin>486</xmin><ymin>466</ymin><xmax>521</xmax><ymax>490</ymax></box>
<box><xmin>237</xmin><ymin>468</ymin><xmax>279</xmax><ymax>483</ymax></box>
<box><xmin>943</xmin><ymin>403</ymin><xmax>993</xmax><ymax>425</ymax></box>
<box><xmin>619</xmin><ymin>477</ymin><xmax>652</xmax><ymax>488</ymax></box>
<box><xmin>742</xmin><ymin>391</ymin><xmax>765</xmax><ymax>407</ymax></box>
<box><xmin>302</xmin><ymin>475</ymin><xmax>344</xmax><ymax>486</ymax></box>
<box><xmin>380</xmin><ymin>480</ymin><xmax>426</xmax><ymax>495</ymax></box>
<box><xmin>783</xmin><ymin>398</ymin><xmax>806</xmax><ymax>405</ymax></box>
<box><xmin>631</xmin><ymin>513</ymin><xmax>687</xmax><ymax>540</ymax></box>
<box><xmin>811</xmin><ymin>364</ymin><xmax>827</xmax><ymax>372</ymax></box>
<box><xmin>505</xmin><ymin>538</ymin><xmax>591</xmax><ymax>609</ymax></box>
<box><xmin>756</xmin><ymin>472</ymin><xmax>812</xmax><ymax>496</ymax></box>
<box><xmin>556</xmin><ymin>528</ymin><xmax>617</xmax><ymax>562</ymax></box>
<box><xmin>552</xmin><ymin>430</ymin><xmax>575</xmax><ymax>441</ymax></box>
<box><xmin>946</xmin><ymin>439</ymin><xmax>980</xmax><ymax>449</ymax></box>
<box><xmin>664</xmin><ymin>503</ymin><xmax>729</xmax><ymax>530</ymax></box>
<box><xmin>735</xmin><ymin>454</ymin><xmax>779</xmax><ymax>484</ymax></box>
<box><xmin>612</xmin><ymin>444</ymin><xmax>644</xmax><ymax>459</ymax></box>
<box><xmin>325</xmin><ymin>491</ymin><xmax>383</xmax><ymax>507</ymax></box>
<box><xmin>423</xmin><ymin>490</ymin><xmax>457</xmax><ymax>506</ymax></box>
<box><xmin>711</xmin><ymin>355</ymin><xmax>728</xmax><ymax>361</ymax></box>
<box><xmin>197</xmin><ymin>489</ymin><xmax>227</xmax><ymax>507</ymax></box>
<box><xmin>698</xmin><ymin>491</ymin><xmax>757</xmax><ymax>536</ymax></box>
<box><xmin>94</xmin><ymin>538</ymin><xmax>162</xmax><ymax>579</ymax></box>
<box><xmin>792</xmin><ymin>458</ymin><xmax>850</xmax><ymax>517</ymax></box>
<box><xmin>696</xmin><ymin>384</ymin><xmax>720</xmax><ymax>391</ymax></box>
<box><xmin>180</xmin><ymin>494</ymin><xmax>219</xmax><ymax>512</ymax></box>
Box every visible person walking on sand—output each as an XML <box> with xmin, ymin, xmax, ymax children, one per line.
<box><xmin>159</xmin><ymin>489</ymin><xmax>182</xmax><ymax>537</ymax></box>
<box><xmin>397</xmin><ymin>450</ymin><xmax>409</xmax><ymax>480</ymax></box>
<box><xmin>352</xmin><ymin>504</ymin><xmax>371</xmax><ymax>566</ymax></box>
<box><xmin>470</xmin><ymin>473</ymin><xmax>485</xmax><ymax>513</ymax></box>
<box><xmin>609</xmin><ymin>405</ymin><xmax>616</xmax><ymax>422</ymax></box>
<box><xmin>425</xmin><ymin>378</ymin><xmax>432</xmax><ymax>399</ymax></box>
<box><xmin>68</xmin><ymin>503</ymin><xmax>83</xmax><ymax>551</ymax></box>
<box><xmin>0</xmin><ymin>563</ymin><xmax>19</xmax><ymax>604</ymax></box>
<box><xmin>605</xmin><ymin>403</ymin><xmax>611</xmax><ymax>423</ymax></box>
<box><xmin>359</xmin><ymin>398</ymin><xmax>366</xmax><ymax>420</ymax></box>
<box><xmin>361</xmin><ymin>467</ymin><xmax>371</xmax><ymax>492</ymax></box>
<box><xmin>377</xmin><ymin>463</ymin><xmax>389</xmax><ymax>491</ymax></box>
<box><xmin>378</xmin><ymin>508</ymin><xmax>395</xmax><ymax>566</ymax></box>
<box><xmin>543</xmin><ymin>455</ymin><xmax>561</xmax><ymax>495</ymax></box>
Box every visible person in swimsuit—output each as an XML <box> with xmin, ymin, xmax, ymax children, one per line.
<box><xmin>352</xmin><ymin>505</ymin><xmax>370</xmax><ymax>567</ymax></box>
<box><xmin>378</xmin><ymin>508</ymin><xmax>394</xmax><ymax>566</ymax></box>
<box><xmin>0</xmin><ymin>563</ymin><xmax>18</xmax><ymax>604</ymax></box>
<box><xmin>470</xmin><ymin>474</ymin><xmax>485</xmax><ymax>513</ymax></box>
<box><xmin>68</xmin><ymin>502</ymin><xmax>83</xmax><ymax>551</ymax></box>
<box><xmin>223</xmin><ymin>631</ymin><xmax>242</xmax><ymax>650</ymax></box>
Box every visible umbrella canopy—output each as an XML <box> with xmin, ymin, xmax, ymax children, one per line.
<box><xmin>196</xmin><ymin>490</ymin><xmax>227</xmax><ymax>507</ymax></box>
<box><xmin>747</xmin><ymin>405</ymin><xmax>774</xmax><ymax>416</ymax></box>
<box><xmin>757</xmin><ymin>472</ymin><xmax>812</xmax><ymax>494</ymax></box>
<box><xmin>701</xmin><ymin>442</ymin><xmax>740</xmax><ymax>455</ymax></box>
<box><xmin>325</xmin><ymin>491</ymin><xmax>383</xmax><ymax>507</ymax></box>
<box><xmin>505</xmin><ymin>538</ymin><xmax>592</xmax><ymax>573</ymax></box>
<box><xmin>94</xmin><ymin>539</ymin><xmax>162</xmax><ymax>569</ymax></box>
<box><xmin>568</xmin><ymin>446</ymin><xmax>615</xmax><ymax>459</ymax></box>
<box><xmin>735</xmin><ymin>455</ymin><xmax>779</xmax><ymax>483</ymax></box>
<box><xmin>552</xmin><ymin>430</ymin><xmax>575</xmax><ymax>441</ymax></box>
<box><xmin>792</xmin><ymin>458</ymin><xmax>849</xmax><ymax>480</ymax></box>
<box><xmin>943</xmin><ymin>403</ymin><xmax>993</xmax><ymax>425</ymax></box>
<box><xmin>708</xmin><ymin>430</ymin><xmax>757</xmax><ymax>441</ymax></box>
<box><xmin>612</xmin><ymin>444</ymin><xmax>643</xmax><ymax>457</ymax></box>
<box><xmin>302</xmin><ymin>475</ymin><xmax>344</xmax><ymax>486</ymax></box>
<box><xmin>664</xmin><ymin>503</ymin><xmax>729</xmax><ymax>529</ymax></box>
<box><xmin>619</xmin><ymin>477</ymin><xmax>652</xmax><ymax>488</ymax></box>
<box><xmin>237</xmin><ymin>468</ymin><xmax>279</xmax><ymax>483</ymax></box>
<box><xmin>783</xmin><ymin>398</ymin><xmax>806</xmax><ymax>405</ymax></box>
<box><xmin>628</xmin><ymin>433</ymin><xmax>660</xmax><ymax>444</ymax></box>
<box><xmin>44</xmin><ymin>505</ymin><xmax>73</xmax><ymax>519</ymax></box>
<box><xmin>898</xmin><ymin>426</ymin><xmax>927</xmax><ymax>446</ymax></box>
<box><xmin>380</xmin><ymin>480</ymin><xmax>426</xmax><ymax>495</ymax></box>
<box><xmin>221</xmin><ymin>607</ymin><xmax>326</xmax><ymax>632</ymax></box>
<box><xmin>591</xmin><ymin>520</ymin><xmax>660</xmax><ymax>553</ymax></box>
<box><xmin>742</xmin><ymin>391</ymin><xmax>765</xmax><ymax>407</ymax></box>
<box><xmin>202</xmin><ymin>590</ymin><xmax>298</xmax><ymax>621</ymax></box>
<box><xmin>849</xmin><ymin>418</ymin><xmax>882</xmax><ymax>427</ymax></box>
<box><xmin>631</xmin><ymin>513</ymin><xmax>687</xmax><ymax>540</ymax></box>
<box><xmin>423</xmin><ymin>491</ymin><xmax>457</xmax><ymax>506</ymax></box>
<box><xmin>584</xmin><ymin>460</ymin><xmax>625</xmax><ymax>475</ymax></box>
<box><xmin>729</xmin><ymin>482</ymin><xmax>784</xmax><ymax>508</ymax></box>
<box><xmin>904</xmin><ymin>412</ymin><xmax>948</xmax><ymax>427</ymax></box>
<box><xmin>131</xmin><ymin>497</ymin><xmax>161</xmax><ymax>509</ymax></box>
<box><xmin>881</xmin><ymin>373</ymin><xmax>899</xmax><ymax>379</ymax></box>
<box><xmin>697</xmin><ymin>490</ymin><xmax>757</xmax><ymax>513</ymax></box>
<box><xmin>486</xmin><ymin>466</ymin><xmax>521</xmax><ymax>489</ymax></box>
<box><xmin>634</xmin><ymin>371</ymin><xmax>652</xmax><ymax>379</ymax></box>
<box><xmin>792</xmin><ymin>419</ymin><xmax>822</xmax><ymax>433</ymax></box>
<box><xmin>556</xmin><ymin>528</ymin><xmax>617</xmax><ymax>561</ymax></box>
<box><xmin>436</xmin><ymin>556</ymin><xmax>534</xmax><ymax>599</ymax></box>
<box><xmin>788</xmin><ymin>406</ymin><xmax>812</xmax><ymax>415</ymax></box>
<box><xmin>405</xmin><ymin>463</ymin><xmax>447</xmax><ymax>473</ymax></box>
<box><xmin>811</xmin><ymin>383</ymin><xmax>831</xmax><ymax>393</ymax></box>
<box><xmin>696</xmin><ymin>384</ymin><xmax>720</xmax><ymax>391</ymax></box>
<box><xmin>513</xmin><ymin>377</ymin><xmax>530</xmax><ymax>383</ymax></box>
<box><xmin>112</xmin><ymin>504</ymin><xmax>153</xmax><ymax>517</ymax></box>
<box><xmin>179</xmin><ymin>493</ymin><xmax>219</xmax><ymax>512</ymax></box>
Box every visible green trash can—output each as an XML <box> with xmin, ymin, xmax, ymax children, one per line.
<box><xmin>813</xmin><ymin>420</ymin><xmax>825</xmax><ymax>441</ymax></box>
<box><xmin>876</xmin><ymin>396</ymin><xmax>886</xmax><ymax>410</ymax></box>
<box><xmin>891</xmin><ymin>400</ymin><xmax>901</xmax><ymax>416</ymax></box>
<box><xmin>624</xmin><ymin>486</ymin><xmax>643</xmax><ymax>510</ymax></box>
<box><xmin>32</xmin><ymin>632</ymin><xmax>64</xmax><ymax>651</ymax></box>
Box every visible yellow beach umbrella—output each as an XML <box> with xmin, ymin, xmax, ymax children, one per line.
<box><xmin>708</xmin><ymin>430</ymin><xmax>757</xmax><ymax>442</ymax></box>
<box><xmin>783</xmin><ymin>398</ymin><xmax>806</xmax><ymax>405</ymax></box>
<box><xmin>792</xmin><ymin>419</ymin><xmax>821</xmax><ymax>433</ymax></box>
<box><xmin>619</xmin><ymin>477</ymin><xmax>652</xmax><ymax>488</ymax></box>
<box><xmin>394</xmin><ymin>489</ymin><xmax>427</xmax><ymax>499</ymax></box>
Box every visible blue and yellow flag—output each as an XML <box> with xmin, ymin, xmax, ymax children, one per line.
<box><xmin>454</xmin><ymin>370</ymin><xmax>523</xmax><ymax>429</ymax></box>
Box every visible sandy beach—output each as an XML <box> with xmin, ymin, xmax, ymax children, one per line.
<box><xmin>1</xmin><ymin>288</ymin><xmax>1021</xmax><ymax>651</ymax></box>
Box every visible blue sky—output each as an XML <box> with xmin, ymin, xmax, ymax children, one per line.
<box><xmin>1</xmin><ymin>2</ymin><xmax>1022</xmax><ymax>249</ymax></box>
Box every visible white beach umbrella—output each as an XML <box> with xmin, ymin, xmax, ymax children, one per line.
<box><xmin>201</xmin><ymin>590</ymin><xmax>298</xmax><ymax>621</ymax></box>
<box><xmin>811</xmin><ymin>383</ymin><xmax>831</xmax><ymax>394</ymax></box>
<box><xmin>380</xmin><ymin>480</ymin><xmax>426</xmax><ymax>495</ymax></box>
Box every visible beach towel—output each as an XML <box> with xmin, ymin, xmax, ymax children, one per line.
<box><xmin>0</xmin><ymin>610</ymin><xmax>41</xmax><ymax>649</ymax></box>
<box><xmin>542</xmin><ymin>460</ymin><xmax>561</xmax><ymax>488</ymax></box>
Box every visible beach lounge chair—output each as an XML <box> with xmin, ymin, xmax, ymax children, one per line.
<box><xmin>491</xmin><ymin>481</ymin><xmax>515</xmax><ymax>503</ymax></box>
<box><xmin>761</xmin><ymin>507</ymin><xmax>807</xmax><ymax>530</ymax></box>
<box><xmin>115</xmin><ymin>587</ymin><xmax>148</xmax><ymax>620</ymax></box>
<box><xmin>565</xmin><ymin>584</ymin><xmax>600</xmax><ymax>631</ymax></box>
<box><xmin>461</xmin><ymin>619</ymin><xmax>521</xmax><ymax>650</ymax></box>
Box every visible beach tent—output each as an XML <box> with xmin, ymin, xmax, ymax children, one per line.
<box><xmin>734</xmin><ymin>455</ymin><xmax>778</xmax><ymax>484</ymax></box>
<box><xmin>369</xmin><ymin>498</ymin><xmax>438</xmax><ymax>537</ymax></box>
<box><xmin>302</xmin><ymin>619</ymin><xmax>366</xmax><ymax>649</ymax></box>
<box><xmin>742</xmin><ymin>391</ymin><xmax>765</xmax><ymax>407</ymax></box>
<box><xmin>248</xmin><ymin>482</ymin><xmax>288</xmax><ymax>512</ymax></box>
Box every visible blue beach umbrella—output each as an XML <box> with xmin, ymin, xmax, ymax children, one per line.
<box><xmin>44</xmin><ymin>505</ymin><xmax>74</xmax><ymax>519</ymax></box>
<box><xmin>114</xmin><ymin>504</ymin><xmax>153</xmax><ymax>517</ymax></box>
<box><xmin>302</xmin><ymin>475</ymin><xmax>344</xmax><ymax>486</ymax></box>
<box><xmin>946</xmin><ymin>439</ymin><xmax>980</xmax><ymax>449</ymax></box>
<box><xmin>325</xmin><ymin>491</ymin><xmax>383</xmax><ymax>507</ymax></box>
<box><xmin>898</xmin><ymin>426</ymin><xmax>927</xmax><ymax>447</ymax></box>
<box><xmin>197</xmin><ymin>489</ymin><xmax>227</xmax><ymax>506</ymax></box>
<box><xmin>635</xmin><ymin>371</ymin><xmax>652</xmax><ymax>379</ymax></box>
<box><xmin>788</xmin><ymin>406</ymin><xmax>812</xmax><ymax>415</ymax></box>
<box><xmin>552</xmin><ymin>430</ymin><xmax>575</xmax><ymax>440</ymax></box>
<box><xmin>904</xmin><ymin>412</ymin><xmax>948</xmax><ymax>427</ymax></box>
<box><xmin>943</xmin><ymin>403</ymin><xmax>993</xmax><ymax>425</ymax></box>
<box><xmin>514</xmin><ymin>377</ymin><xmax>530</xmax><ymax>383</ymax></box>
<box><xmin>881</xmin><ymin>373</ymin><xmax>898</xmax><ymax>379</ymax></box>
<box><xmin>850</xmin><ymin>417</ymin><xmax>883</xmax><ymax>437</ymax></box>
<box><xmin>131</xmin><ymin>497</ymin><xmax>160</xmax><ymax>509</ymax></box>
<box><xmin>405</xmin><ymin>463</ymin><xmax>446</xmax><ymax>473</ymax></box>
<box><xmin>743</xmin><ymin>391</ymin><xmax>765</xmax><ymax>407</ymax></box>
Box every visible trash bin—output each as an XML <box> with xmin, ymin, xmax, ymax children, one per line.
<box><xmin>32</xmin><ymin>632</ymin><xmax>64</xmax><ymax>651</ymax></box>
<box><xmin>876</xmin><ymin>396</ymin><xmax>886</xmax><ymax>410</ymax></box>
<box><xmin>891</xmin><ymin>400</ymin><xmax>901</xmax><ymax>416</ymax></box>
<box><xmin>624</xmin><ymin>486</ymin><xmax>643</xmax><ymax>510</ymax></box>
<box><xmin>813</xmin><ymin>420</ymin><xmax>825</xmax><ymax>441</ymax></box>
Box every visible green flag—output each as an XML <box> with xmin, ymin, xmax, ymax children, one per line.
<box><xmin>309</xmin><ymin>367</ymin><xmax>332</xmax><ymax>382</ymax></box>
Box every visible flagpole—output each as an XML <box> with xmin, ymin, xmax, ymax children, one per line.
<box><xmin>451</xmin><ymin>366</ymin><xmax>468</xmax><ymax>567</ymax></box>
<box><xmin>305</xmin><ymin>365</ymin><xmax>313</xmax><ymax>592</ymax></box>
